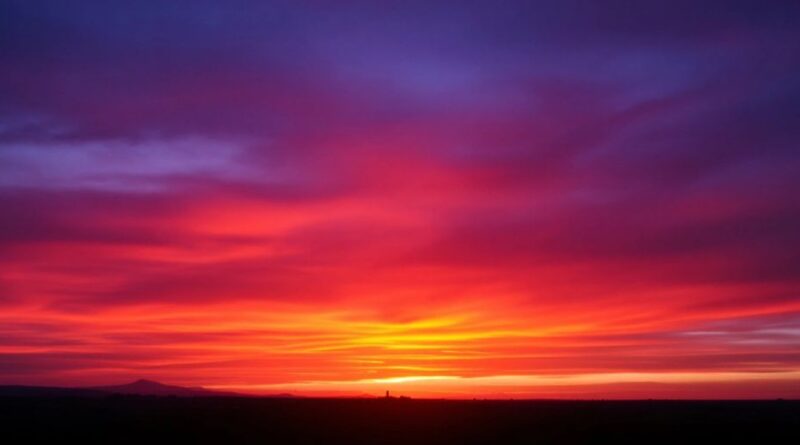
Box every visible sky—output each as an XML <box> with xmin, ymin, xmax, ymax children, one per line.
<box><xmin>1</xmin><ymin>1</ymin><xmax>799</xmax><ymax>399</ymax></box>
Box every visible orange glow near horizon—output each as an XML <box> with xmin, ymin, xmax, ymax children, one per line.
<box><xmin>3</xmin><ymin>287</ymin><xmax>800</xmax><ymax>398</ymax></box>
<box><xmin>2</xmin><ymin>182</ymin><xmax>800</xmax><ymax>398</ymax></box>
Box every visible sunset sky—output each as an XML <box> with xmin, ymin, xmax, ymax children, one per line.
<box><xmin>1</xmin><ymin>1</ymin><xmax>799</xmax><ymax>398</ymax></box>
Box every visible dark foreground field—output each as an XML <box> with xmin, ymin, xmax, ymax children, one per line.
<box><xmin>1</xmin><ymin>397</ymin><xmax>798</xmax><ymax>444</ymax></box>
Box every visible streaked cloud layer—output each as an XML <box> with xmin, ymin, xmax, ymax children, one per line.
<box><xmin>1</xmin><ymin>1</ymin><xmax>799</xmax><ymax>397</ymax></box>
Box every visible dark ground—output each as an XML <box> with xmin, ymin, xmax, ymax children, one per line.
<box><xmin>1</xmin><ymin>397</ymin><xmax>797</xmax><ymax>444</ymax></box>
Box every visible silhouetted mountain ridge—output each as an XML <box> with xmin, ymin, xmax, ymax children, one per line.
<box><xmin>0</xmin><ymin>380</ymin><xmax>291</xmax><ymax>398</ymax></box>
<box><xmin>87</xmin><ymin>379</ymin><xmax>227</xmax><ymax>396</ymax></box>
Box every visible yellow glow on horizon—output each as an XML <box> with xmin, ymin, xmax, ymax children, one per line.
<box><xmin>208</xmin><ymin>370</ymin><xmax>800</xmax><ymax>397</ymax></box>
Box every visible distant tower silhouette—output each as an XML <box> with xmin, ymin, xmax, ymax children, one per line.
<box><xmin>385</xmin><ymin>390</ymin><xmax>390</xmax><ymax>399</ymax></box>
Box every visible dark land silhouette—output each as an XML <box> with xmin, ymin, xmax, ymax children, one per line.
<box><xmin>0</xmin><ymin>379</ymin><xmax>277</xmax><ymax>398</ymax></box>
<box><xmin>88</xmin><ymin>378</ymin><xmax>240</xmax><ymax>397</ymax></box>
<box><xmin>0</xmin><ymin>381</ymin><xmax>798</xmax><ymax>444</ymax></box>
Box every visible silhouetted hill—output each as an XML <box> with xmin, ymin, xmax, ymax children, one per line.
<box><xmin>0</xmin><ymin>379</ymin><xmax>242</xmax><ymax>398</ymax></box>
<box><xmin>0</xmin><ymin>385</ymin><xmax>106</xmax><ymax>397</ymax></box>
<box><xmin>87</xmin><ymin>379</ymin><xmax>231</xmax><ymax>397</ymax></box>
<box><xmin>0</xmin><ymin>380</ymin><xmax>306</xmax><ymax>398</ymax></box>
